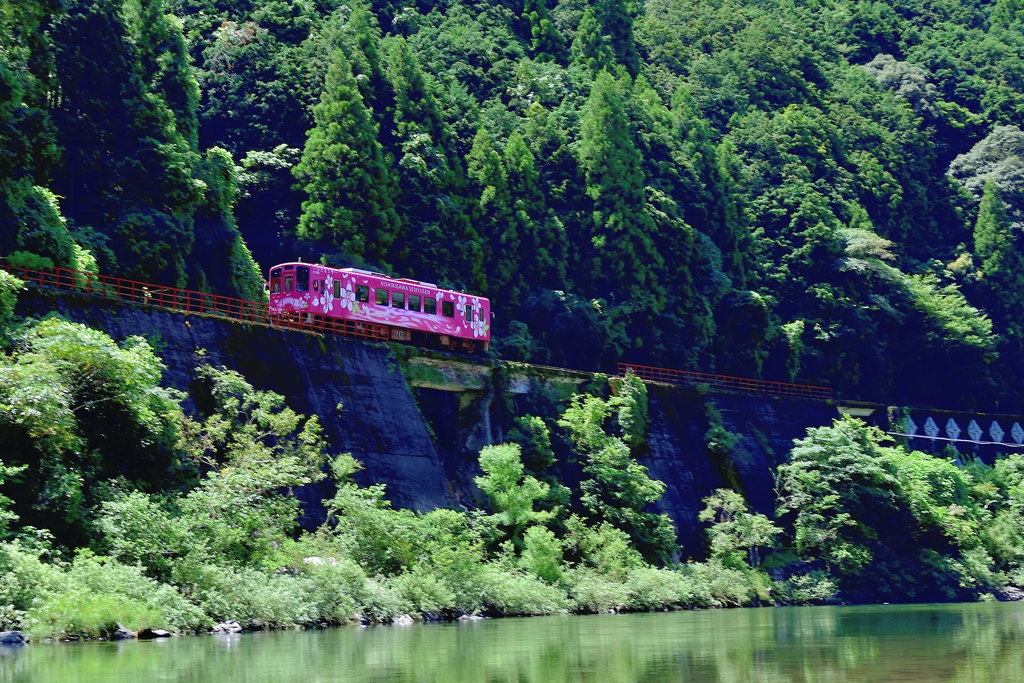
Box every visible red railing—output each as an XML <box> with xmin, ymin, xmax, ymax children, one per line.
<box><xmin>0</xmin><ymin>264</ymin><xmax>388</xmax><ymax>342</ymax></box>
<box><xmin>1</xmin><ymin>264</ymin><xmax>835</xmax><ymax>400</ymax></box>
<box><xmin>618</xmin><ymin>362</ymin><xmax>833</xmax><ymax>400</ymax></box>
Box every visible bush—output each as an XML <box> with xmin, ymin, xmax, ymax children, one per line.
<box><xmin>521</xmin><ymin>526</ymin><xmax>565</xmax><ymax>584</ymax></box>
<box><xmin>776</xmin><ymin>570</ymin><xmax>838</xmax><ymax>604</ymax></box>
<box><xmin>5</xmin><ymin>251</ymin><xmax>54</xmax><ymax>271</ymax></box>
<box><xmin>388</xmin><ymin>568</ymin><xmax>457</xmax><ymax>614</ymax></box>
<box><xmin>298</xmin><ymin>559</ymin><xmax>365</xmax><ymax>625</ymax></box>
<box><xmin>0</xmin><ymin>542</ymin><xmax>63</xmax><ymax>630</ymax></box>
<box><xmin>352</xmin><ymin>577</ymin><xmax>410</xmax><ymax>623</ymax></box>
<box><xmin>29</xmin><ymin>592</ymin><xmax>160</xmax><ymax>640</ymax></box>
<box><xmin>678</xmin><ymin>562</ymin><xmax>766</xmax><ymax>607</ymax></box>
<box><xmin>565</xmin><ymin>567</ymin><xmax>629</xmax><ymax>613</ymax></box>
<box><xmin>0</xmin><ymin>270</ymin><xmax>23</xmax><ymax>330</ymax></box>
<box><xmin>474</xmin><ymin>563</ymin><xmax>568</xmax><ymax>616</ymax></box>
<box><xmin>24</xmin><ymin>552</ymin><xmax>205</xmax><ymax>639</ymax></box>
<box><xmin>174</xmin><ymin>563</ymin><xmax>314</xmax><ymax>630</ymax></box>
<box><xmin>622</xmin><ymin>566</ymin><xmax>691</xmax><ymax>610</ymax></box>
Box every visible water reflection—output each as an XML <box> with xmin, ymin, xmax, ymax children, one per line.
<box><xmin>2</xmin><ymin>602</ymin><xmax>1023</xmax><ymax>682</ymax></box>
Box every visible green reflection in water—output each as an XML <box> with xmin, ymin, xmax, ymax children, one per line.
<box><xmin>3</xmin><ymin>602</ymin><xmax>1024</xmax><ymax>683</ymax></box>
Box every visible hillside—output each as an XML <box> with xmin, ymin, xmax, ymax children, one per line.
<box><xmin>5</xmin><ymin>0</ymin><xmax>1024</xmax><ymax>639</ymax></box>
<box><xmin>4</xmin><ymin>0</ymin><xmax>1024</xmax><ymax>408</ymax></box>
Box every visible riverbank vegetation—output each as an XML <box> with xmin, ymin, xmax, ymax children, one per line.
<box><xmin>2</xmin><ymin>276</ymin><xmax>1024</xmax><ymax>640</ymax></box>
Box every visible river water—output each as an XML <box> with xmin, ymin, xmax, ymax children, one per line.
<box><xmin>3</xmin><ymin>602</ymin><xmax>1023</xmax><ymax>682</ymax></box>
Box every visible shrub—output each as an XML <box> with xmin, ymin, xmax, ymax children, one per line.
<box><xmin>521</xmin><ymin>526</ymin><xmax>565</xmax><ymax>584</ymax></box>
<box><xmin>5</xmin><ymin>251</ymin><xmax>54</xmax><ymax>271</ymax></box>
<box><xmin>0</xmin><ymin>270</ymin><xmax>23</xmax><ymax>330</ymax></box>
<box><xmin>475</xmin><ymin>563</ymin><xmax>568</xmax><ymax>616</ymax></box>
<box><xmin>565</xmin><ymin>567</ymin><xmax>629</xmax><ymax>613</ymax></box>
<box><xmin>622</xmin><ymin>566</ymin><xmax>691</xmax><ymax>610</ymax></box>
<box><xmin>28</xmin><ymin>592</ymin><xmax>160</xmax><ymax>640</ymax></box>
<box><xmin>677</xmin><ymin>562</ymin><xmax>765</xmax><ymax>607</ymax></box>
<box><xmin>298</xmin><ymin>559</ymin><xmax>365</xmax><ymax>625</ymax></box>
<box><xmin>0</xmin><ymin>542</ymin><xmax>63</xmax><ymax>630</ymax></box>
<box><xmin>352</xmin><ymin>577</ymin><xmax>410</xmax><ymax>623</ymax></box>
<box><xmin>24</xmin><ymin>553</ymin><xmax>205</xmax><ymax>639</ymax></box>
<box><xmin>777</xmin><ymin>570</ymin><xmax>838</xmax><ymax>604</ymax></box>
<box><xmin>388</xmin><ymin>568</ymin><xmax>457</xmax><ymax>614</ymax></box>
<box><xmin>174</xmin><ymin>563</ymin><xmax>314</xmax><ymax>630</ymax></box>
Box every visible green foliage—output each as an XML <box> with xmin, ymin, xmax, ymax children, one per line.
<box><xmin>774</xmin><ymin>416</ymin><xmax>1016</xmax><ymax>601</ymax></box>
<box><xmin>8</xmin><ymin>0</ymin><xmax>1024</xmax><ymax>633</ymax></box>
<box><xmin>3</xmin><ymin>0</ymin><xmax>1024</xmax><ymax>408</ymax></box>
<box><xmin>558</xmin><ymin>384</ymin><xmax>677</xmax><ymax>561</ymax></box>
<box><xmin>507</xmin><ymin>414</ymin><xmax>556</xmax><ymax>471</ymax></box>
<box><xmin>25</xmin><ymin>551</ymin><xmax>206</xmax><ymax>639</ymax></box>
<box><xmin>474</xmin><ymin>443</ymin><xmax>554</xmax><ymax>547</ymax></box>
<box><xmin>5</xmin><ymin>251</ymin><xmax>54</xmax><ymax>271</ymax></box>
<box><xmin>0</xmin><ymin>318</ymin><xmax>183</xmax><ymax>541</ymax></box>
<box><xmin>0</xmin><ymin>270</ymin><xmax>23</xmax><ymax>331</ymax></box>
<box><xmin>293</xmin><ymin>48</ymin><xmax>401</xmax><ymax>266</ymax></box>
<box><xmin>0</xmin><ymin>460</ymin><xmax>25</xmax><ymax>538</ymax></box>
<box><xmin>577</xmin><ymin>71</ymin><xmax>665</xmax><ymax>309</ymax></box>
<box><xmin>776</xmin><ymin>417</ymin><xmax>902</xmax><ymax>575</ymax></box>
<box><xmin>971</xmin><ymin>180</ymin><xmax>1024</xmax><ymax>353</ymax></box>
<box><xmin>699</xmin><ymin>488</ymin><xmax>781</xmax><ymax>568</ymax></box>
<box><xmin>520</xmin><ymin>525</ymin><xmax>564</xmax><ymax>584</ymax></box>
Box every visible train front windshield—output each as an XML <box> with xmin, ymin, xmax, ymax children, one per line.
<box><xmin>270</xmin><ymin>268</ymin><xmax>282</xmax><ymax>293</ymax></box>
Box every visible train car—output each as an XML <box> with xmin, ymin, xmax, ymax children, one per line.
<box><xmin>268</xmin><ymin>262</ymin><xmax>490</xmax><ymax>352</ymax></box>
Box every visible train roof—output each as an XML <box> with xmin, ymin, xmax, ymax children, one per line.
<box><xmin>269</xmin><ymin>262</ymin><xmax>489</xmax><ymax>302</ymax></box>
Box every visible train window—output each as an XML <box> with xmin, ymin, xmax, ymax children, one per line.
<box><xmin>284</xmin><ymin>276</ymin><xmax>293</xmax><ymax>292</ymax></box>
<box><xmin>333</xmin><ymin>280</ymin><xmax>341</xmax><ymax>298</ymax></box>
<box><xmin>392</xmin><ymin>292</ymin><xmax>405</xmax><ymax>308</ymax></box>
<box><xmin>296</xmin><ymin>266</ymin><xmax>310</xmax><ymax>292</ymax></box>
<box><xmin>375</xmin><ymin>289</ymin><xmax>388</xmax><ymax>305</ymax></box>
<box><xmin>442</xmin><ymin>300</ymin><xmax>454</xmax><ymax>317</ymax></box>
<box><xmin>424</xmin><ymin>297</ymin><xmax>437</xmax><ymax>315</ymax></box>
<box><xmin>408</xmin><ymin>294</ymin><xmax>421</xmax><ymax>312</ymax></box>
<box><xmin>465</xmin><ymin>304</ymin><xmax>473</xmax><ymax>320</ymax></box>
<box><xmin>271</xmin><ymin>280</ymin><xmax>281</xmax><ymax>293</ymax></box>
<box><xmin>313</xmin><ymin>280</ymin><xmax>319</xmax><ymax>291</ymax></box>
<box><xmin>356</xmin><ymin>285</ymin><xmax>369</xmax><ymax>302</ymax></box>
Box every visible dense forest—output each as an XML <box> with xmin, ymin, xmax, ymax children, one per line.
<box><xmin>4</xmin><ymin>0</ymin><xmax>1024</xmax><ymax>639</ymax></box>
<box><xmin>4</xmin><ymin>0</ymin><xmax>1024</xmax><ymax>407</ymax></box>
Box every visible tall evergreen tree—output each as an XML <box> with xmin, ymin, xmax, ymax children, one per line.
<box><xmin>504</xmin><ymin>131</ymin><xmax>566</xmax><ymax>292</ymax></box>
<box><xmin>570</xmin><ymin>8</ymin><xmax>616</xmax><ymax>77</ymax></box>
<box><xmin>0</xmin><ymin>0</ymin><xmax>73</xmax><ymax>267</ymax></box>
<box><xmin>669</xmin><ymin>86</ymin><xmax>740</xmax><ymax>267</ymax></box>
<box><xmin>522</xmin><ymin>0</ymin><xmax>565</xmax><ymax>63</ymax></box>
<box><xmin>381</xmin><ymin>37</ymin><xmax>482</xmax><ymax>289</ymax></box>
<box><xmin>974</xmin><ymin>180</ymin><xmax>1024</xmax><ymax>345</ymax></box>
<box><xmin>467</xmin><ymin>128</ymin><xmax>519</xmax><ymax>299</ymax></box>
<box><xmin>293</xmin><ymin>48</ymin><xmax>401</xmax><ymax>266</ymax></box>
<box><xmin>50</xmin><ymin>0</ymin><xmax>200</xmax><ymax>284</ymax></box>
<box><xmin>594</xmin><ymin>0</ymin><xmax>640</xmax><ymax>77</ymax></box>
<box><xmin>193</xmin><ymin>147</ymin><xmax>265</xmax><ymax>300</ymax></box>
<box><xmin>577</xmin><ymin>71</ymin><xmax>664</xmax><ymax>309</ymax></box>
<box><xmin>124</xmin><ymin>0</ymin><xmax>200</xmax><ymax>148</ymax></box>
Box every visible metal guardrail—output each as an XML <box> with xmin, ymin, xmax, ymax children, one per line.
<box><xmin>618</xmin><ymin>362</ymin><xmax>833</xmax><ymax>400</ymax></box>
<box><xmin>0</xmin><ymin>264</ymin><xmax>836</xmax><ymax>400</ymax></box>
<box><xmin>0</xmin><ymin>264</ymin><xmax>388</xmax><ymax>342</ymax></box>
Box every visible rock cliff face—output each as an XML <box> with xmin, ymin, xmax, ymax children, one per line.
<box><xmin>15</xmin><ymin>289</ymin><xmax>844</xmax><ymax>554</ymax></box>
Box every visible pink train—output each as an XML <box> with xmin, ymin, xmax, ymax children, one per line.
<box><xmin>268</xmin><ymin>262</ymin><xmax>490</xmax><ymax>352</ymax></box>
